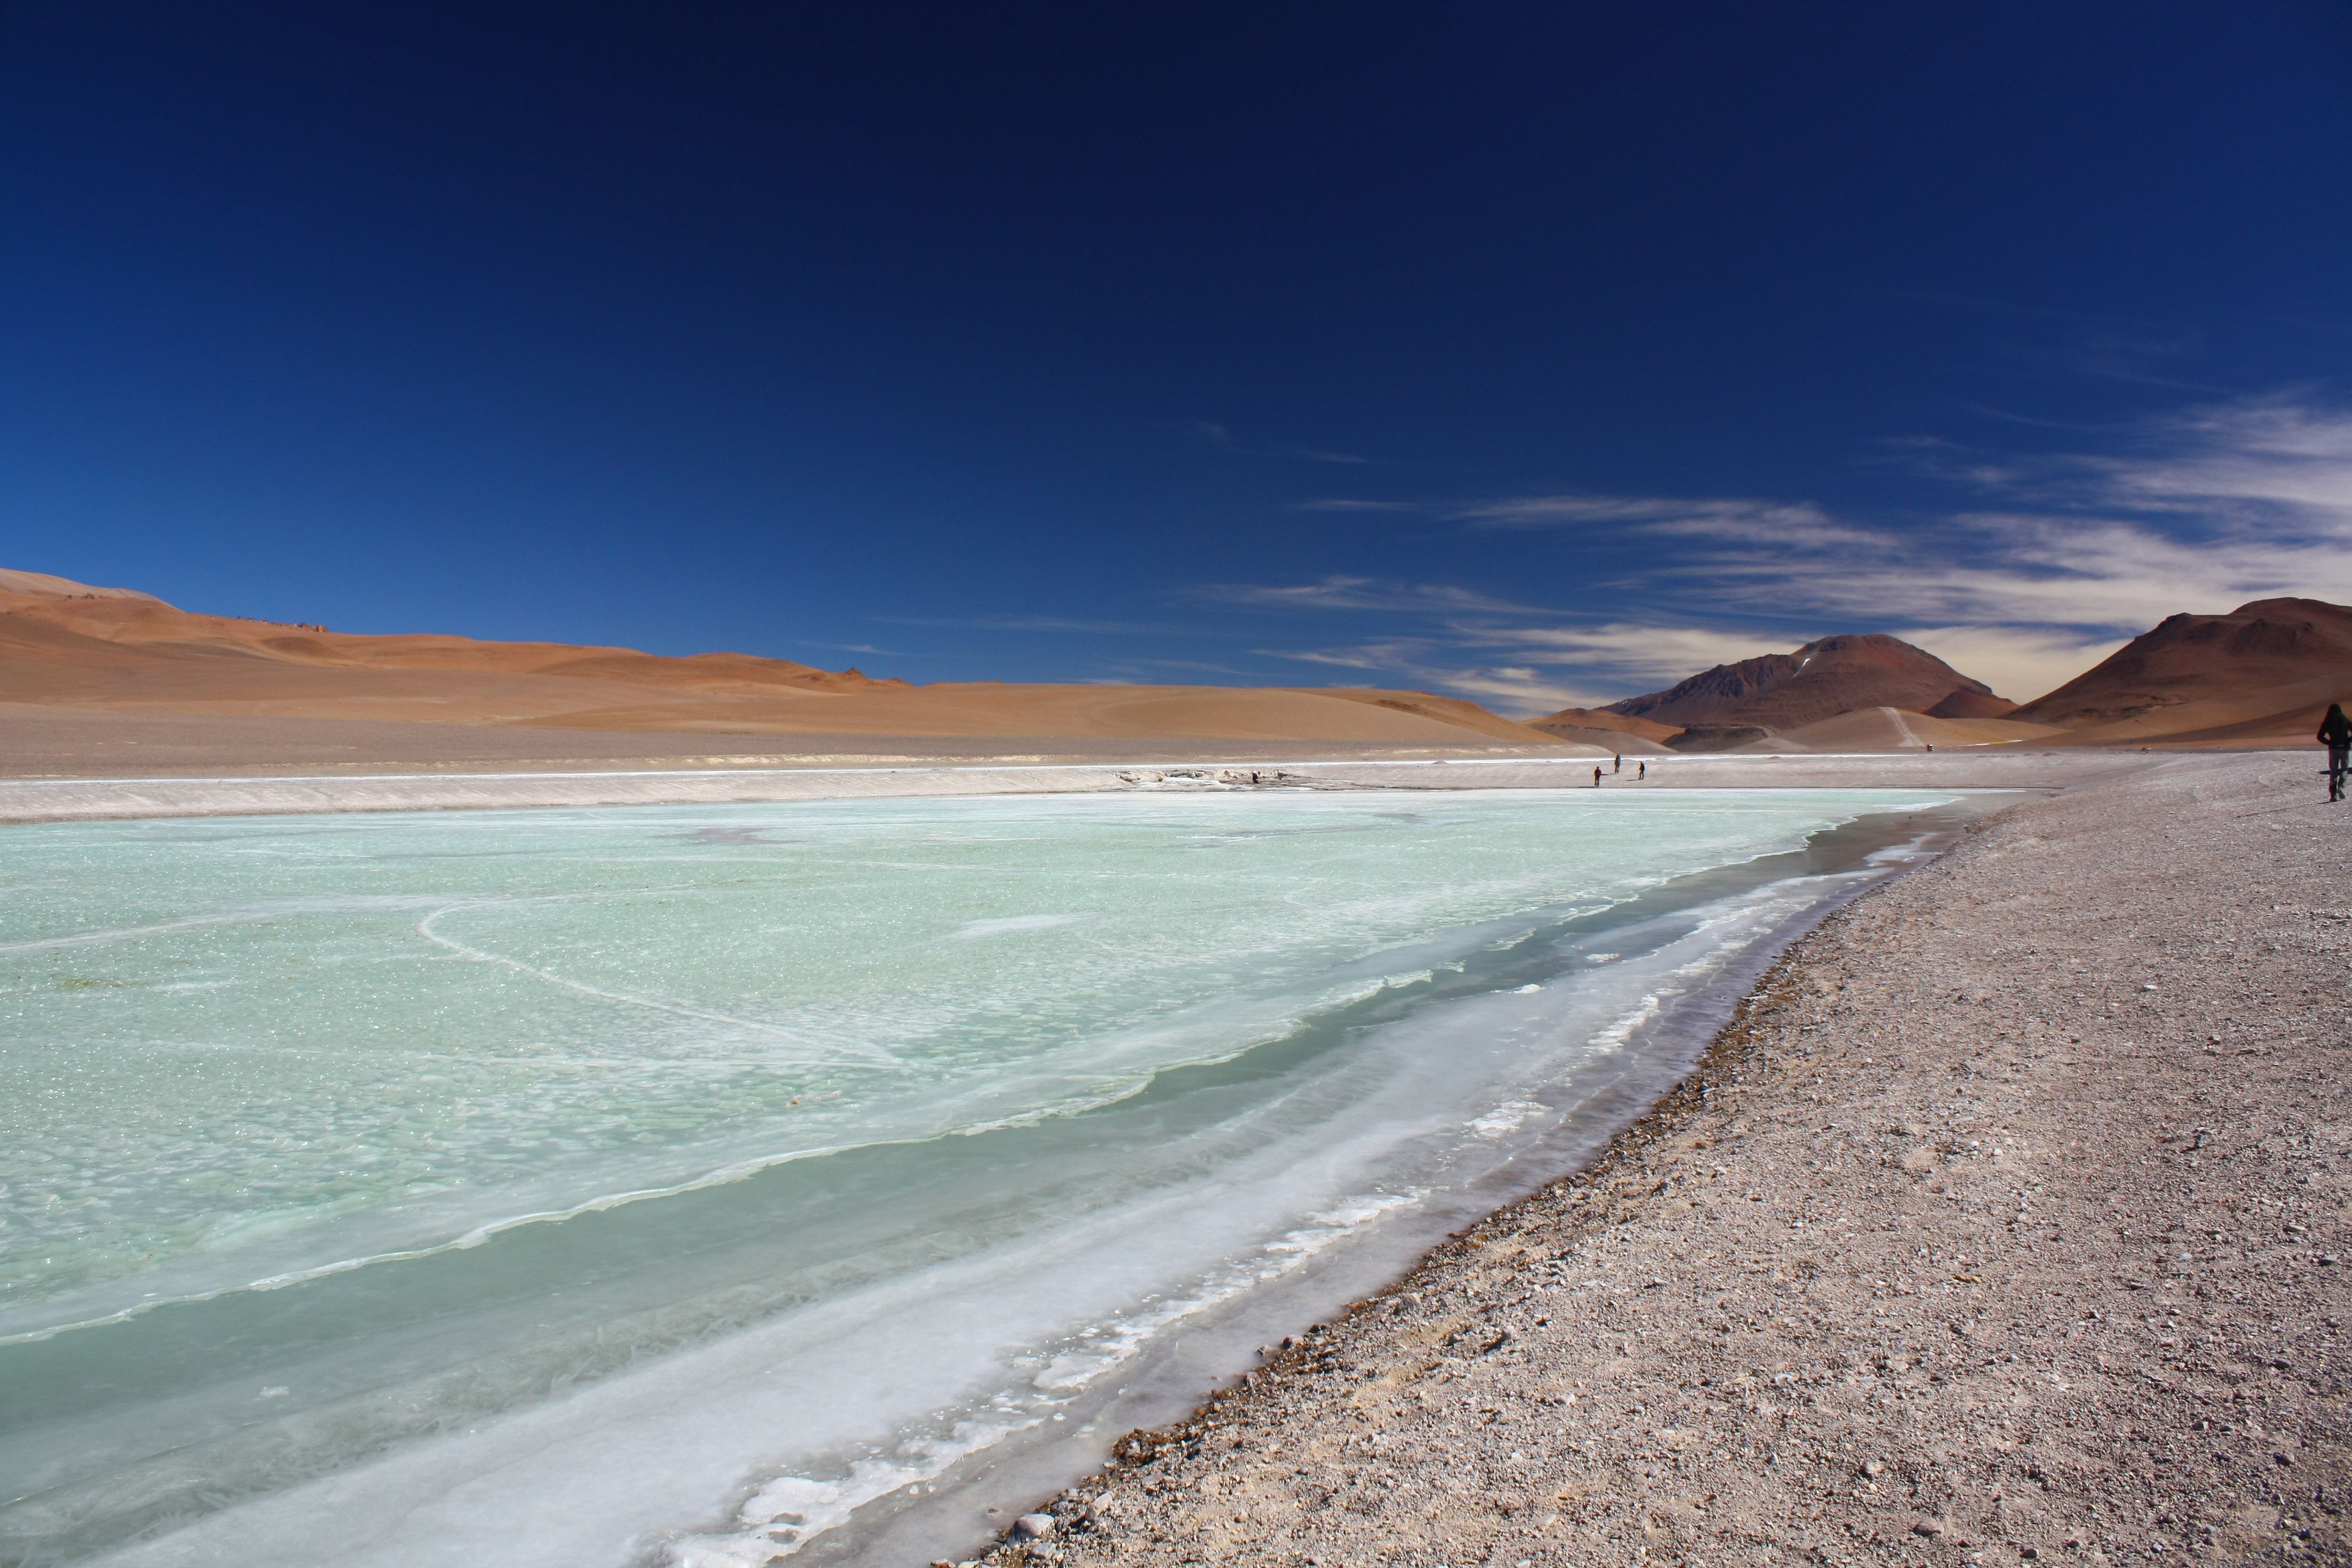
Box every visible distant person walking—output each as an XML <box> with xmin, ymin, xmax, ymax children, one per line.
<box><xmin>1613</xmin><ymin>754</ymin><xmax>1621</xmax><ymax>774</ymax></box>
<box><xmin>2321</xmin><ymin>703</ymin><xmax>2352</xmax><ymax>802</ymax></box>
<box><xmin>1593</xmin><ymin>766</ymin><xmax>1603</xmax><ymax>787</ymax></box>
<box><xmin>1638</xmin><ymin>760</ymin><xmax>1646</xmax><ymax>781</ymax></box>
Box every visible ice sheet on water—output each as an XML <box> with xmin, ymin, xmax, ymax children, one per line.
<box><xmin>1</xmin><ymin>788</ymin><xmax>1967</xmax><ymax>1568</ymax></box>
<box><xmin>1</xmin><ymin>788</ymin><xmax>1943</xmax><ymax>1336</ymax></box>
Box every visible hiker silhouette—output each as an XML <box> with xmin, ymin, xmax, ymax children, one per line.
<box><xmin>2321</xmin><ymin>702</ymin><xmax>2351</xmax><ymax>803</ymax></box>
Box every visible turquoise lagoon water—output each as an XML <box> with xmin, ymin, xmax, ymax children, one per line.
<box><xmin>0</xmin><ymin>787</ymin><xmax>1950</xmax><ymax>1566</ymax></box>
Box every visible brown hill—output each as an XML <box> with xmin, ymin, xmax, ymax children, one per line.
<box><xmin>1924</xmin><ymin>689</ymin><xmax>2021</xmax><ymax>720</ymax></box>
<box><xmin>0</xmin><ymin>570</ymin><xmax>1575</xmax><ymax>750</ymax></box>
<box><xmin>2012</xmin><ymin>597</ymin><xmax>2352</xmax><ymax>743</ymax></box>
<box><xmin>1604</xmin><ymin>634</ymin><xmax>2001</xmax><ymax>731</ymax></box>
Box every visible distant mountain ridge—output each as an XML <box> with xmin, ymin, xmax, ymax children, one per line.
<box><xmin>1599</xmin><ymin>634</ymin><xmax>2002</xmax><ymax>731</ymax></box>
<box><xmin>0</xmin><ymin>568</ymin><xmax>1572</xmax><ymax>748</ymax></box>
<box><xmin>2011</xmin><ymin>597</ymin><xmax>2352</xmax><ymax>742</ymax></box>
<box><xmin>1533</xmin><ymin>602</ymin><xmax>2351</xmax><ymax>752</ymax></box>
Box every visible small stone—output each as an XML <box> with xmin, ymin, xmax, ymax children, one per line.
<box><xmin>1014</xmin><ymin>1513</ymin><xmax>1057</xmax><ymax>1540</ymax></box>
<box><xmin>1914</xmin><ymin>1519</ymin><xmax>1946</xmax><ymax>1537</ymax></box>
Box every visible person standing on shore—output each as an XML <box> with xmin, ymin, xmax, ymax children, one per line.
<box><xmin>1593</xmin><ymin>766</ymin><xmax>1603</xmax><ymax>787</ymax></box>
<box><xmin>1613</xmin><ymin>754</ymin><xmax>1621</xmax><ymax>774</ymax></box>
<box><xmin>1638</xmin><ymin>760</ymin><xmax>1646</xmax><ymax>781</ymax></box>
<box><xmin>2321</xmin><ymin>703</ymin><xmax>2351</xmax><ymax>802</ymax></box>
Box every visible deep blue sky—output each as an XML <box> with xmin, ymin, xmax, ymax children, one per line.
<box><xmin>6</xmin><ymin>2</ymin><xmax>2350</xmax><ymax>710</ymax></box>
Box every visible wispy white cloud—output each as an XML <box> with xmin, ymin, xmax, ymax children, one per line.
<box><xmin>1189</xmin><ymin>575</ymin><xmax>1541</xmax><ymax>615</ymax></box>
<box><xmin>1204</xmin><ymin>391</ymin><xmax>2352</xmax><ymax>710</ymax></box>
<box><xmin>1453</xmin><ymin>493</ymin><xmax>1874</xmax><ymax>549</ymax></box>
<box><xmin>2077</xmin><ymin>395</ymin><xmax>2352</xmax><ymax>524</ymax></box>
<box><xmin>1256</xmin><ymin>639</ymin><xmax>1604</xmax><ymax>712</ymax></box>
<box><xmin>1454</xmin><ymin>622</ymin><xmax>1810</xmax><ymax>686</ymax></box>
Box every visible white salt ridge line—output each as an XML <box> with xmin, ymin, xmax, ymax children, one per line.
<box><xmin>691</xmin><ymin>893</ymin><xmax>1815</xmax><ymax>1561</ymax></box>
<box><xmin>1591</xmin><ymin>993</ymin><xmax>1665</xmax><ymax>1053</ymax></box>
<box><xmin>688</xmin><ymin>869</ymin><xmax>1910</xmax><ymax>1562</ymax></box>
<box><xmin>692</xmin><ymin>906</ymin><xmax>1813</xmax><ymax>1559</ymax></box>
<box><xmin>679</xmin><ymin>1190</ymin><xmax>1428</xmax><ymax>1566</ymax></box>
<box><xmin>1576</xmin><ymin>871</ymin><xmax>1850</xmax><ymax>1066</ymax></box>
<box><xmin>1468</xmin><ymin>1101</ymin><xmax>1549</xmax><ymax>1137</ymax></box>
<box><xmin>413</xmin><ymin>904</ymin><xmax>907</xmax><ymax>1070</ymax></box>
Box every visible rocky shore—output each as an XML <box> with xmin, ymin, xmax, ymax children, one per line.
<box><xmin>960</xmin><ymin>752</ymin><xmax>2350</xmax><ymax>1567</ymax></box>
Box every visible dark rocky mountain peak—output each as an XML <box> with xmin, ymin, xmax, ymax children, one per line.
<box><xmin>1601</xmin><ymin>633</ymin><xmax>1999</xmax><ymax>731</ymax></box>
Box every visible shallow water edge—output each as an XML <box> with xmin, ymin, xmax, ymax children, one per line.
<box><xmin>0</xmin><ymin>787</ymin><xmax>2012</xmax><ymax>1568</ymax></box>
<box><xmin>763</xmin><ymin>794</ymin><xmax>2010</xmax><ymax>1568</ymax></box>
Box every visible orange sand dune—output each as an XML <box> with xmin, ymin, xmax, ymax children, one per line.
<box><xmin>0</xmin><ymin>572</ymin><xmax>1574</xmax><ymax>749</ymax></box>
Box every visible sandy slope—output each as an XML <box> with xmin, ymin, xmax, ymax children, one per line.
<box><xmin>0</xmin><ymin>574</ymin><xmax>1565</xmax><ymax>749</ymax></box>
<box><xmin>0</xmin><ymin>568</ymin><xmax>160</xmax><ymax>600</ymax></box>
<box><xmin>969</xmin><ymin>753</ymin><xmax>2351</xmax><ymax>1568</ymax></box>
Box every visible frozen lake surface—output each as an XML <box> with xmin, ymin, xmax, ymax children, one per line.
<box><xmin>0</xmin><ymin>787</ymin><xmax>1951</xmax><ymax>1566</ymax></box>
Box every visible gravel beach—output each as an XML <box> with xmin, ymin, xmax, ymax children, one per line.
<box><xmin>964</xmin><ymin>752</ymin><xmax>2351</xmax><ymax>1568</ymax></box>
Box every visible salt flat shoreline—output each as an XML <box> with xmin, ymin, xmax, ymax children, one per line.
<box><xmin>20</xmin><ymin>747</ymin><xmax>2334</xmax><ymax>1568</ymax></box>
<box><xmin>0</xmin><ymin>747</ymin><xmax>2155</xmax><ymax>823</ymax></box>
<box><xmin>947</xmin><ymin>752</ymin><xmax>2350</xmax><ymax>1568</ymax></box>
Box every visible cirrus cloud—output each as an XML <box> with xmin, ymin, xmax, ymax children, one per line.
<box><xmin>1203</xmin><ymin>390</ymin><xmax>2352</xmax><ymax>712</ymax></box>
